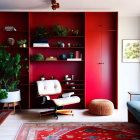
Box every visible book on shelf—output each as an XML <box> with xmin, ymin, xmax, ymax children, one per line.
<box><xmin>67</xmin><ymin>58</ymin><xmax>82</xmax><ymax>61</ymax></box>
<box><xmin>33</xmin><ymin>43</ymin><xmax>50</xmax><ymax>47</ymax></box>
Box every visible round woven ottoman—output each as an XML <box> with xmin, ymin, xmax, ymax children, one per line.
<box><xmin>88</xmin><ymin>99</ymin><xmax>114</xmax><ymax>116</ymax></box>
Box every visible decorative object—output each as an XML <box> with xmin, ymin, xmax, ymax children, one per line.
<box><xmin>50</xmin><ymin>76</ymin><xmax>55</xmax><ymax>79</ymax></box>
<box><xmin>123</xmin><ymin>40</ymin><xmax>140</xmax><ymax>62</ymax></box>
<box><xmin>51</xmin><ymin>24</ymin><xmax>70</xmax><ymax>36</ymax></box>
<box><xmin>71</xmin><ymin>29</ymin><xmax>79</xmax><ymax>36</ymax></box>
<box><xmin>59</xmin><ymin>54</ymin><xmax>67</xmax><ymax>60</ymax></box>
<box><xmin>65</xmin><ymin>75</ymin><xmax>71</xmax><ymax>80</ymax></box>
<box><xmin>89</xmin><ymin>99</ymin><xmax>114</xmax><ymax>116</ymax></box>
<box><xmin>70</xmin><ymin>86</ymin><xmax>75</xmax><ymax>89</ymax></box>
<box><xmin>17</xmin><ymin>39</ymin><xmax>27</xmax><ymax>48</ymax></box>
<box><xmin>73</xmin><ymin>43</ymin><xmax>82</xmax><ymax>47</ymax></box>
<box><xmin>67</xmin><ymin>43</ymin><xmax>71</xmax><ymax>47</ymax></box>
<box><xmin>51</xmin><ymin>0</ymin><xmax>60</xmax><ymax>10</ymax></box>
<box><xmin>65</xmin><ymin>82</ymin><xmax>69</xmax><ymax>84</ymax></box>
<box><xmin>7</xmin><ymin>38</ymin><xmax>15</xmax><ymax>46</ymax></box>
<box><xmin>0</xmin><ymin>110</ymin><xmax>12</xmax><ymax>125</ymax></box>
<box><xmin>75</xmin><ymin>51</ymin><xmax>80</xmax><ymax>58</ymax></box>
<box><xmin>15</xmin><ymin>123</ymin><xmax>140</xmax><ymax>140</ymax></box>
<box><xmin>70</xmin><ymin>82</ymin><xmax>75</xmax><ymax>85</ymax></box>
<box><xmin>69</xmin><ymin>52</ymin><xmax>75</xmax><ymax>58</ymax></box>
<box><xmin>71</xmin><ymin>74</ymin><xmax>75</xmax><ymax>80</ymax></box>
<box><xmin>46</xmin><ymin>56</ymin><xmax>57</xmax><ymax>61</ymax></box>
<box><xmin>4</xmin><ymin>26</ymin><xmax>16</xmax><ymax>31</ymax></box>
<box><xmin>41</xmin><ymin>75</ymin><xmax>45</xmax><ymax>81</ymax></box>
<box><xmin>30</xmin><ymin>53</ymin><xmax>44</xmax><ymax>61</ymax></box>
<box><xmin>0</xmin><ymin>50</ymin><xmax>21</xmax><ymax>102</ymax></box>
<box><xmin>57</xmin><ymin>41</ymin><xmax>65</xmax><ymax>47</ymax></box>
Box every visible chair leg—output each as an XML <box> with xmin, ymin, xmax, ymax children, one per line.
<box><xmin>40</xmin><ymin>110</ymin><xmax>56</xmax><ymax>116</ymax></box>
<box><xmin>40</xmin><ymin>105</ymin><xmax>74</xmax><ymax>117</ymax></box>
<box><xmin>55</xmin><ymin>106</ymin><xmax>73</xmax><ymax>116</ymax></box>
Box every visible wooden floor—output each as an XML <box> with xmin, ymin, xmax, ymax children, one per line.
<box><xmin>0</xmin><ymin>108</ymin><xmax>136</xmax><ymax>140</ymax></box>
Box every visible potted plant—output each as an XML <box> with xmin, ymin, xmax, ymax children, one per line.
<box><xmin>41</xmin><ymin>75</ymin><xmax>45</xmax><ymax>81</ymax></box>
<box><xmin>57</xmin><ymin>41</ymin><xmax>65</xmax><ymax>47</ymax></box>
<box><xmin>69</xmin><ymin>52</ymin><xmax>75</xmax><ymax>58</ymax></box>
<box><xmin>0</xmin><ymin>50</ymin><xmax>21</xmax><ymax>103</ymax></box>
<box><xmin>51</xmin><ymin>24</ymin><xmax>70</xmax><ymax>36</ymax></box>
<box><xmin>36</xmin><ymin>26</ymin><xmax>48</xmax><ymax>40</ymax></box>
<box><xmin>17</xmin><ymin>39</ymin><xmax>27</xmax><ymax>48</ymax></box>
<box><xmin>30</xmin><ymin>53</ymin><xmax>45</xmax><ymax>61</ymax></box>
<box><xmin>71</xmin><ymin>29</ymin><xmax>79</xmax><ymax>36</ymax></box>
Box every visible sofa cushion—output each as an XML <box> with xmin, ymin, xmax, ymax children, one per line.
<box><xmin>127</xmin><ymin>101</ymin><xmax>140</xmax><ymax>123</ymax></box>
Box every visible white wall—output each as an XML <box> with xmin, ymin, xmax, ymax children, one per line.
<box><xmin>118</xmin><ymin>15</ymin><xmax>140</xmax><ymax>109</ymax></box>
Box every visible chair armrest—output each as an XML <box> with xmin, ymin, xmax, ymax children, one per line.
<box><xmin>62</xmin><ymin>92</ymin><xmax>74</xmax><ymax>98</ymax></box>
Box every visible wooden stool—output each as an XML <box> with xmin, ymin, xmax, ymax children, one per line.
<box><xmin>3</xmin><ymin>101</ymin><xmax>21</xmax><ymax>114</ymax></box>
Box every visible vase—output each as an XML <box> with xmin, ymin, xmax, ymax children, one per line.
<box><xmin>59</xmin><ymin>54</ymin><xmax>67</xmax><ymax>60</ymax></box>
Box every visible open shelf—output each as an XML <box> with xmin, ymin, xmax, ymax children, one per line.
<box><xmin>63</xmin><ymin>89</ymin><xmax>85</xmax><ymax>91</ymax></box>
<box><xmin>1</xmin><ymin>47</ymin><xmax>29</xmax><ymax>49</ymax></box>
<box><xmin>30</xmin><ymin>47</ymin><xmax>85</xmax><ymax>49</ymax></box>
<box><xmin>2</xmin><ymin>30</ymin><xmax>28</xmax><ymax>33</ymax></box>
<box><xmin>30</xmin><ymin>60</ymin><xmax>84</xmax><ymax>62</ymax></box>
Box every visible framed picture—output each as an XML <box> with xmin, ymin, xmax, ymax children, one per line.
<box><xmin>123</xmin><ymin>40</ymin><xmax>140</xmax><ymax>62</ymax></box>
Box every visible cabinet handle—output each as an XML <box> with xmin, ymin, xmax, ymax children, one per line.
<box><xmin>98</xmin><ymin>62</ymin><xmax>104</xmax><ymax>64</ymax></box>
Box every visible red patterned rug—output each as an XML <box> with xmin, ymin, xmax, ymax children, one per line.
<box><xmin>15</xmin><ymin>123</ymin><xmax>140</xmax><ymax>140</ymax></box>
<box><xmin>0</xmin><ymin>110</ymin><xmax>11</xmax><ymax>125</ymax></box>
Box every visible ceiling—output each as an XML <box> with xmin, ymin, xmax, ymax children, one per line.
<box><xmin>0</xmin><ymin>0</ymin><xmax>140</xmax><ymax>16</ymax></box>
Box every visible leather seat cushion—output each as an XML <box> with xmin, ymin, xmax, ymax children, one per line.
<box><xmin>52</xmin><ymin>96</ymin><xmax>80</xmax><ymax>106</ymax></box>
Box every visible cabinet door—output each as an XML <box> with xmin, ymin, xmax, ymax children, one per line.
<box><xmin>101</xmin><ymin>31</ymin><xmax>117</xmax><ymax>103</ymax></box>
<box><xmin>85</xmin><ymin>12</ymin><xmax>117</xmax><ymax>108</ymax></box>
<box><xmin>85</xmin><ymin>31</ymin><xmax>102</xmax><ymax>108</ymax></box>
<box><xmin>85</xmin><ymin>13</ymin><xmax>102</xmax><ymax>107</ymax></box>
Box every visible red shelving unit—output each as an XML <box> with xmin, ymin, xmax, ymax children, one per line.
<box><xmin>29</xmin><ymin>12</ymin><xmax>85</xmax><ymax>109</ymax></box>
<box><xmin>0</xmin><ymin>12</ymin><xmax>118</xmax><ymax>109</ymax></box>
<box><xmin>0</xmin><ymin>12</ymin><xmax>29</xmax><ymax>109</ymax></box>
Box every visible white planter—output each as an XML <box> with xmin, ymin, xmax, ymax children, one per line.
<box><xmin>0</xmin><ymin>90</ymin><xmax>21</xmax><ymax>103</ymax></box>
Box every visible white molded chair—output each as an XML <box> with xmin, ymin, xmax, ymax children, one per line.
<box><xmin>36</xmin><ymin>80</ymin><xmax>80</xmax><ymax>118</ymax></box>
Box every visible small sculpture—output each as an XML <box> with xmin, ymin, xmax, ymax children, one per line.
<box><xmin>7</xmin><ymin>38</ymin><xmax>15</xmax><ymax>46</ymax></box>
<box><xmin>4</xmin><ymin>26</ymin><xmax>16</xmax><ymax>31</ymax></box>
<box><xmin>41</xmin><ymin>75</ymin><xmax>45</xmax><ymax>81</ymax></box>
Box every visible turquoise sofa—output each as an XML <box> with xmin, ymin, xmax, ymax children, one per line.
<box><xmin>127</xmin><ymin>101</ymin><xmax>140</xmax><ymax>123</ymax></box>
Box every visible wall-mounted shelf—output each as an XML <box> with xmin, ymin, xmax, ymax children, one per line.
<box><xmin>30</xmin><ymin>47</ymin><xmax>85</xmax><ymax>49</ymax></box>
<box><xmin>30</xmin><ymin>60</ymin><xmax>84</xmax><ymax>62</ymax></box>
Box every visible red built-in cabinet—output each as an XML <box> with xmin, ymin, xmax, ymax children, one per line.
<box><xmin>85</xmin><ymin>12</ymin><xmax>118</xmax><ymax>108</ymax></box>
<box><xmin>0</xmin><ymin>12</ymin><xmax>118</xmax><ymax>109</ymax></box>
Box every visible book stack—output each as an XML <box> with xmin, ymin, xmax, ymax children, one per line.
<box><xmin>33</xmin><ymin>43</ymin><xmax>50</xmax><ymax>47</ymax></box>
<box><xmin>33</xmin><ymin>39</ymin><xmax>50</xmax><ymax>47</ymax></box>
